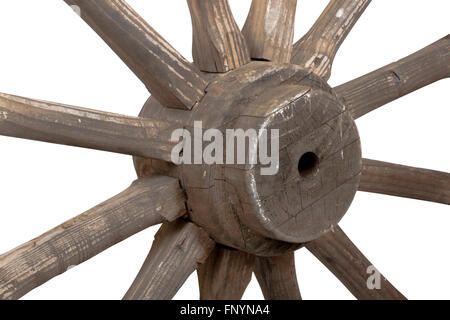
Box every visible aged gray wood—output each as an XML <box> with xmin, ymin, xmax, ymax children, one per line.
<box><xmin>0</xmin><ymin>176</ymin><xmax>185</xmax><ymax>300</ymax></box>
<box><xmin>137</xmin><ymin>63</ymin><xmax>361</xmax><ymax>254</ymax></box>
<box><xmin>306</xmin><ymin>226</ymin><xmax>406</xmax><ymax>300</ymax></box>
<box><xmin>187</xmin><ymin>0</ymin><xmax>251</xmax><ymax>72</ymax></box>
<box><xmin>254</xmin><ymin>253</ymin><xmax>301</xmax><ymax>300</ymax></box>
<box><xmin>359</xmin><ymin>159</ymin><xmax>450</xmax><ymax>205</ymax></box>
<box><xmin>335</xmin><ymin>35</ymin><xmax>450</xmax><ymax>119</ymax></box>
<box><xmin>197</xmin><ymin>246</ymin><xmax>255</xmax><ymax>300</ymax></box>
<box><xmin>242</xmin><ymin>0</ymin><xmax>297</xmax><ymax>63</ymax></box>
<box><xmin>64</xmin><ymin>0</ymin><xmax>207</xmax><ymax>109</ymax></box>
<box><xmin>124</xmin><ymin>220</ymin><xmax>214</xmax><ymax>300</ymax></box>
<box><xmin>2</xmin><ymin>0</ymin><xmax>448</xmax><ymax>300</ymax></box>
<box><xmin>166</xmin><ymin>63</ymin><xmax>361</xmax><ymax>253</ymax></box>
<box><xmin>0</xmin><ymin>92</ymin><xmax>177</xmax><ymax>162</ymax></box>
<box><xmin>292</xmin><ymin>0</ymin><xmax>371</xmax><ymax>80</ymax></box>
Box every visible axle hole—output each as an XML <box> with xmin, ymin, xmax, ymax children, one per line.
<box><xmin>298</xmin><ymin>152</ymin><xmax>319</xmax><ymax>177</ymax></box>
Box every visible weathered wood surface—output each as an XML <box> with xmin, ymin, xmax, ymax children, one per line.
<box><xmin>254</xmin><ymin>253</ymin><xmax>301</xmax><ymax>300</ymax></box>
<box><xmin>4</xmin><ymin>0</ymin><xmax>448</xmax><ymax>300</ymax></box>
<box><xmin>292</xmin><ymin>0</ymin><xmax>371</xmax><ymax>80</ymax></box>
<box><xmin>65</xmin><ymin>0</ymin><xmax>207</xmax><ymax>109</ymax></box>
<box><xmin>187</xmin><ymin>0</ymin><xmax>250</xmax><ymax>72</ymax></box>
<box><xmin>197</xmin><ymin>246</ymin><xmax>255</xmax><ymax>300</ymax></box>
<box><xmin>359</xmin><ymin>159</ymin><xmax>450</xmax><ymax>205</ymax></box>
<box><xmin>124</xmin><ymin>220</ymin><xmax>214</xmax><ymax>300</ymax></box>
<box><xmin>0</xmin><ymin>177</ymin><xmax>185</xmax><ymax>300</ymax></box>
<box><xmin>220</xmin><ymin>82</ymin><xmax>361</xmax><ymax>245</ymax></box>
<box><xmin>306</xmin><ymin>226</ymin><xmax>406</xmax><ymax>300</ymax></box>
<box><xmin>335</xmin><ymin>35</ymin><xmax>450</xmax><ymax>119</ymax></box>
<box><xmin>0</xmin><ymin>92</ymin><xmax>177</xmax><ymax>162</ymax></box>
<box><xmin>143</xmin><ymin>63</ymin><xmax>361</xmax><ymax>254</ymax></box>
<box><xmin>242</xmin><ymin>0</ymin><xmax>297</xmax><ymax>63</ymax></box>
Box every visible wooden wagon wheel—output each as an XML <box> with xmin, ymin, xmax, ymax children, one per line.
<box><xmin>0</xmin><ymin>0</ymin><xmax>448</xmax><ymax>300</ymax></box>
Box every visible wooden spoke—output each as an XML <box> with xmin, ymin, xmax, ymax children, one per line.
<box><xmin>306</xmin><ymin>226</ymin><xmax>406</xmax><ymax>300</ymax></box>
<box><xmin>335</xmin><ymin>35</ymin><xmax>450</xmax><ymax>119</ymax></box>
<box><xmin>197</xmin><ymin>246</ymin><xmax>255</xmax><ymax>300</ymax></box>
<box><xmin>254</xmin><ymin>253</ymin><xmax>301</xmax><ymax>300</ymax></box>
<box><xmin>0</xmin><ymin>93</ymin><xmax>178</xmax><ymax>162</ymax></box>
<box><xmin>187</xmin><ymin>0</ymin><xmax>250</xmax><ymax>73</ymax></box>
<box><xmin>360</xmin><ymin>159</ymin><xmax>450</xmax><ymax>205</ymax></box>
<box><xmin>242</xmin><ymin>0</ymin><xmax>297</xmax><ymax>63</ymax></box>
<box><xmin>64</xmin><ymin>0</ymin><xmax>207</xmax><ymax>110</ymax></box>
<box><xmin>292</xmin><ymin>0</ymin><xmax>371</xmax><ymax>80</ymax></box>
<box><xmin>0</xmin><ymin>177</ymin><xmax>185</xmax><ymax>300</ymax></box>
<box><xmin>124</xmin><ymin>220</ymin><xmax>214</xmax><ymax>300</ymax></box>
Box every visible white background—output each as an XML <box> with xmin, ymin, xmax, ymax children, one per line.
<box><xmin>0</xmin><ymin>0</ymin><xmax>448</xmax><ymax>300</ymax></box>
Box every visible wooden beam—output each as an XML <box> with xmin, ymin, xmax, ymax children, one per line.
<box><xmin>242</xmin><ymin>0</ymin><xmax>297</xmax><ymax>63</ymax></box>
<box><xmin>292</xmin><ymin>0</ymin><xmax>371</xmax><ymax>80</ymax></box>
<box><xmin>0</xmin><ymin>93</ymin><xmax>177</xmax><ymax>162</ymax></box>
<box><xmin>0</xmin><ymin>176</ymin><xmax>185</xmax><ymax>300</ymax></box>
<box><xmin>197</xmin><ymin>246</ymin><xmax>255</xmax><ymax>300</ymax></box>
<box><xmin>335</xmin><ymin>35</ymin><xmax>450</xmax><ymax>119</ymax></box>
<box><xmin>64</xmin><ymin>0</ymin><xmax>207</xmax><ymax>109</ymax></box>
<box><xmin>187</xmin><ymin>0</ymin><xmax>250</xmax><ymax>72</ymax></box>
<box><xmin>306</xmin><ymin>226</ymin><xmax>406</xmax><ymax>300</ymax></box>
<box><xmin>124</xmin><ymin>220</ymin><xmax>214</xmax><ymax>300</ymax></box>
<box><xmin>254</xmin><ymin>253</ymin><xmax>301</xmax><ymax>300</ymax></box>
<box><xmin>360</xmin><ymin>159</ymin><xmax>450</xmax><ymax>205</ymax></box>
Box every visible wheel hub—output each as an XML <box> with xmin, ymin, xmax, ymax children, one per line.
<box><xmin>136</xmin><ymin>62</ymin><xmax>362</xmax><ymax>256</ymax></box>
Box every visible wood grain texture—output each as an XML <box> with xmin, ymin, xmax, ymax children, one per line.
<box><xmin>242</xmin><ymin>0</ymin><xmax>297</xmax><ymax>63</ymax></box>
<box><xmin>359</xmin><ymin>159</ymin><xmax>450</xmax><ymax>205</ymax></box>
<box><xmin>254</xmin><ymin>253</ymin><xmax>301</xmax><ymax>300</ymax></box>
<box><xmin>0</xmin><ymin>92</ymin><xmax>177</xmax><ymax>162</ymax></box>
<box><xmin>306</xmin><ymin>226</ymin><xmax>406</xmax><ymax>300</ymax></box>
<box><xmin>197</xmin><ymin>246</ymin><xmax>255</xmax><ymax>300</ymax></box>
<box><xmin>124</xmin><ymin>220</ymin><xmax>214</xmax><ymax>300</ymax></box>
<box><xmin>64</xmin><ymin>0</ymin><xmax>207</xmax><ymax>109</ymax></box>
<box><xmin>187</xmin><ymin>0</ymin><xmax>251</xmax><ymax>72</ymax></box>
<box><xmin>0</xmin><ymin>177</ymin><xmax>185</xmax><ymax>300</ymax></box>
<box><xmin>292</xmin><ymin>0</ymin><xmax>371</xmax><ymax>80</ymax></box>
<box><xmin>218</xmin><ymin>79</ymin><xmax>361</xmax><ymax>245</ymax></box>
<box><xmin>142</xmin><ymin>62</ymin><xmax>360</xmax><ymax>255</ymax></box>
<box><xmin>335</xmin><ymin>35</ymin><xmax>450</xmax><ymax>119</ymax></box>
